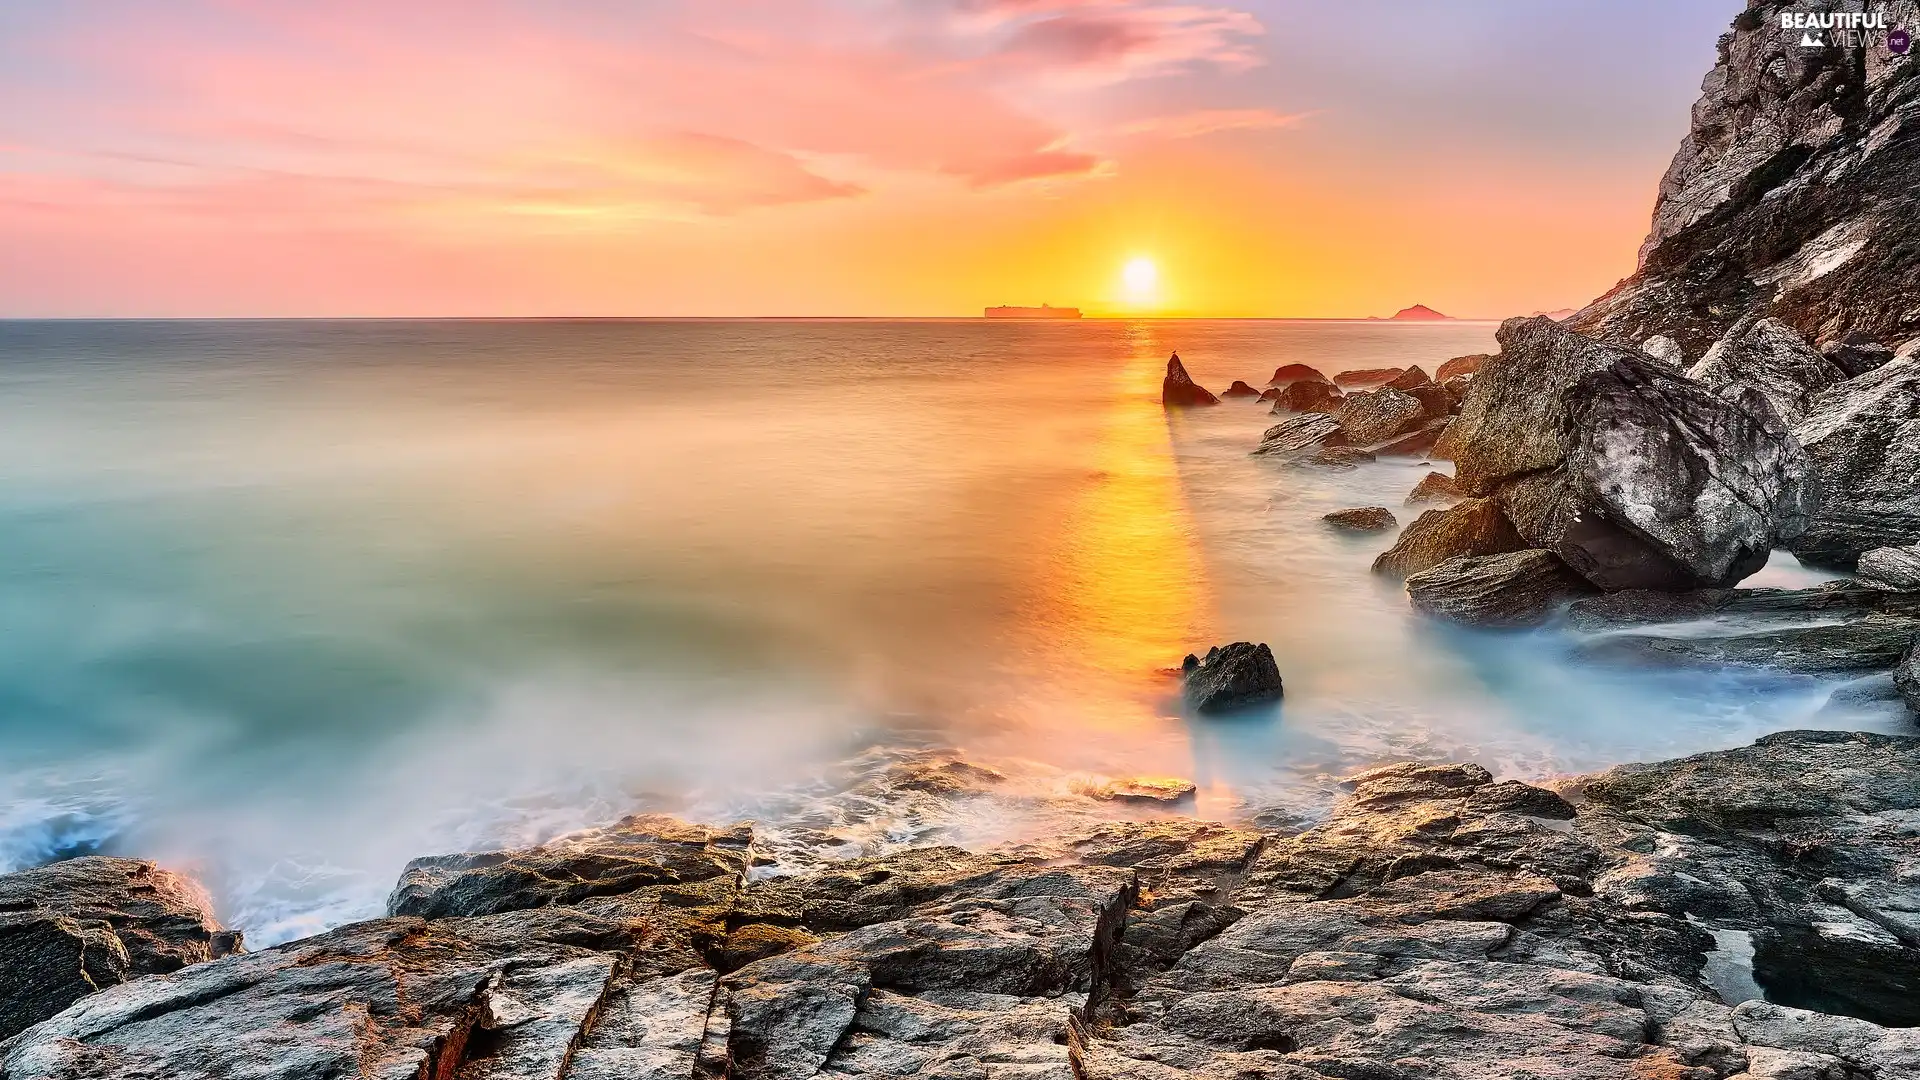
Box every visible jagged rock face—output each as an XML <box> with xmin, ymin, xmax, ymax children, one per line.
<box><xmin>1371</xmin><ymin>497</ymin><xmax>1526</xmax><ymax>579</ymax></box>
<box><xmin>1786</xmin><ymin>354</ymin><xmax>1920</xmax><ymax>567</ymax></box>
<box><xmin>1569</xmin><ymin>2</ymin><xmax>1920</xmax><ymax>354</ymax></box>
<box><xmin>1687</xmin><ymin>315</ymin><xmax>1846</xmax><ymax>425</ymax></box>
<box><xmin>1335</xmin><ymin>387</ymin><xmax>1425</xmax><ymax>445</ymax></box>
<box><xmin>1267</xmin><ymin>379</ymin><xmax>1344</xmax><ymax>414</ymax></box>
<box><xmin>1180</xmin><ymin>642</ymin><xmax>1283</xmax><ymax>714</ymax></box>
<box><xmin>1405</xmin><ymin>549</ymin><xmax>1597</xmax><ymax>628</ymax></box>
<box><xmin>1161</xmin><ymin>353</ymin><xmax>1219</xmax><ymax>407</ymax></box>
<box><xmin>1280</xmin><ymin>446</ymin><xmax>1375</xmax><ymax>472</ymax></box>
<box><xmin>1439</xmin><ymin>316</ymin><xmax>1812</xmax><ymax>590</ymax></box>
<box><xmin>1252</xmin><ymin>412</ymin><xmax>1346</xmax><ymax>456</ymax></box>
<box><xmin>0</xmin><ymin>857</ymin><xmax>241</xmax><ymax>1041</ymax></box>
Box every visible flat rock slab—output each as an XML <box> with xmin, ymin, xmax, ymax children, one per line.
<box><xmin>1565</xmin><ymin>582</ymin><xmax>1920</xmax><ymax>631</ymax></box>
<box><xmin>1406</xmin><ymin>549</ymin><xmax>1596</xmax><ymax>628</ymax></box>
<box><xmin>1323</xmin><ymin>506</ymin><xmax>1395</xmax><ymax>531</ymax></box>
<box><xmin>1573</xmin><ymin>613</ymin><xmax>1920</xmax><ymax>674</ymax></box>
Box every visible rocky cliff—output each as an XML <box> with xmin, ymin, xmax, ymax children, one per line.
<box><xmin>1570</xmin><ymin>0</ymin><xmax>1920</xmax><ymax>359</ymax></box>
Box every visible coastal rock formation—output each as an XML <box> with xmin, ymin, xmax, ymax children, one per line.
<box><xmin>1567</xmin><ymin>1</ymin><xmax>1920</xmax><ymax>354</ymax></box>
<box><xmin>1406</xmin><ymin>471</ymin><xmax>1466</xmax><ymax>506</ymax></box>
<box><xmin>0</xmin><ymin>857</ymin><xmax>241</xmax><ymax>1041</ymax></box>
<box><xmin>1332</xmin><ymin>367</ymin><xmax>1404</xmax><ymax>389</ymax></box>
<box><xmin>1267</xmin><ymin>380</ymin><xmax>1344</xmax><ymax>414</ymax></box>
<box><xmin>1161</xmin><ymin>353</ymin><xmax>1219</xmax><ymax>407</ymax></box>
<box><xmin>1323</xmin><ymin>507</ymin><xmax>1396</xmax><ymax>531</ymax></box>
<box><xmin>1859</xmin><ymin>544</ymin><xmax>1920</xmax><ymax>590</ymax></box>
<box><xmin>1376</xmin><ymin>418</ymin><xmax>1450</xmax><ymax>458</ymax></box>
<box><xmin>1252</xmin><ymin>413</ymin><xmax>1346</xmax><ymax>457</ymax></box>
<box><xmin>1371</xmin><ymin>497</ymin><xmax>1526</xmax><ymax>579</ymax></box>
<box><xmin>1688</xmin><ymin>315</ymin><xmax>1846</xmax><ymax>425</ymax></box>
<box><xmin>1222</xmin><ymin>380</ymin><xmax>1261</xmax><ymax>399</ymax></box>
<box><xmin>1785</xmin><ymin>353</ymin><xmax>1920</xmax><ymax>568</ymax></box>
<box><xmin>1334</xmin><ymin>387</ymin><xmax>1425</xmax><ymax>445</ymax></box>
<box><xmin>1405</xmin><ymin>549</ymin><xmax>1597</xmax><ymax>628</ymax></box>
<box><xmin>1437</xmin><ymin>316</ymin><xmax>1812</xmax><ymax>590</ymax></box>
<box><xmin>1436</xmin><ymin>353</ymin><xmax>1487</xmax><ymax>380</ymax></box>
<box><xmin>1181</xmin><ymin>642</ymin><xmax>1284</xmax><ymax>714</ymax></box>
<box><xmin>1269</xmin><ymin>363</ymin><xmax>1331</xmax><ymax>386</ymax></box>
<box><xmin>1566</xmin><ymin>581</ymin><xmax>1920</xmax><ymax>631</ymax></box>
<box><xmin>1575</xmin><ymin>611</ymin><xmax>1920</xmax><ymax>675</ymax></box>
<box><xmin>1385</xmin><ymin>365</ymin><xmax>1432</xmax><ymax>391</ymax></box>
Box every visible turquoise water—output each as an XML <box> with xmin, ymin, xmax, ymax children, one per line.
<box><xmin>0</xmin><ymin>319</ymin><xmax>1896</xmax><ymax>943</ymax></box>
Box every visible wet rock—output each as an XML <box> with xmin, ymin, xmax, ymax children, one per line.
<box><xmin>1385</xmin><ymin>365</ymin><xmax>1433</xmax><ymax>391</ymax></box>
<box><xmin>1161</xmin><ymin>353</ymin><xmax>1219</xmax><ymax>407</ymax></box>
<box><xmin>1252</xmin><ymin>412</ymin><xmax>1346</xmax><ymax>457</ymax></box>
<box><xmin>1332</xmin><ymin>367</ymin><xmax>1404</xmax><ymax>388</ymax></box>
<box><xmin>1686</xmin><ymin>316</ymin><xmax>1845</xmax><ymax>426</ymax></box>
<box><xmin>1573</xmin><ymin>613</ymin><xmax>1920</xmax><ymax>675</ymax></box>
<box><xmin>1181</xmin><ymin>642</ymin><xmax>1284</xmax><ymax>714</ymax></box>
<box><xmin>1436</xmin><ymin>353</ymin><xmax>1488</xmax><ymax>380</ymax></box>
<box><xmin>388</xmin><ymin>814</ymin><xmax>753</xmax><ymax>919</ymax></box>
<box><xmin>1323</xmin><ymin>507</ymin><xmax>1396</xmax><ymax>532</ymax></box>
<box><xmin>1266</xmin><ymin>379</ymin><xmax>1344</xmax><ymax>414</ymax></box>
<box><xmin>1222</xmin><ymin>380</ymin><xmax>1260</xmax><ymax>399</ymax></box>
<box><xmin>1269</xmin><ymin>363</ymin><xmax>1331</xmax><ymax>386</ymax></box>
<box><xmin>1897</xmin><ymin>642</ymin><xmax>1919</xmax><ymax>717</ymax></box>
<box><xmin>1563</xmin><ymin>581</ymin><xmax>1920</xmax><ymax>631</ymax></box>
<box><xmin>1089</xmin><ymin>778</ymin><xmax>1199</xmax><ymax>805</ymax></box>
<box><xmin>1405</xmin><ymin>549</ymin><xmax>1598</xmax><ymax>628</ymax></box>
<box><xmin>1281</xmin><ymin>445</ymin><xmax>1375</xmax><ymax>471</ymax></box>
<box><xmin>0</xmin><ymin>857</ymin><xmax>241</xmax><ymax>1041</ymax></box>
<box><xmin>1787</xmin><ymin>354</ymin><xmax>1920</xmax><ymax>568</ymax></box>
<box><xmin>1405</xmin><ymin>471</ymin><xmax>1466</xmax><ymax>506</ymax></box>
<box><xmin>1335</xmin><ymin>387</ymin><xmax>1426</xmax><ymax>445</ymax></box>
<box><xmin>1857</xmin><ymin>544</ymin><xmax>1920</xmax><ymax>591</ymax></box>
<box><xmin>1371</xmin><ymin>497</ymin><xmax>1526</xmax><ymax>579</ymax></box>
<box><xmin>1822</xmin><ymin>335</ymin><xmax>1897</xmax><ymax>379</ymax></box>
<box><xmin>1438</xmin><ymin>316</ymin><xmax>1812</xmax><ymax>590</ymax></box>
<box><xmin>1376</xmin><ymin>417</ymin><xmax>1449</xmax><ymax>458</ymax></box>
<box><xmin>1640</xmin><ymin>335</ymin><xmax>1683</xmax><ymax>366</ymax></box>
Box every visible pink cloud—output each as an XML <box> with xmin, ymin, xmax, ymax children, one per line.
<box><xmin>1118</xmin><ymin>106</ymin><xmax>1313</xmax><ymax>138</ymax></box>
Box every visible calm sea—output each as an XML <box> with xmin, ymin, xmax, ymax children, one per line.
<box><xmin>0</xmin><ymin>318</ymin><xmax>1893</xmax><ymax>943</ymax></box>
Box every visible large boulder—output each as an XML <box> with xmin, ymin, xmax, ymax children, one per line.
<box><xmin>1334</xmin><ymin>387</ymin><xmax>1425</xmax><ymax>445</ymax></box>
<box><xmin>1406</xmin><ymin>549</ymin><xmax>1597</xmax><ymax>628</ymax></box>
<box><xmin>1438</xmin><ymin>316</ymin><xmax>1812</xmax><ymax>590</ymax></box>
<box><xmin>1267</xmin><ymin>379</ymin><xmax>1344</xmax><ymax>414</ymax></box>
<box><xmin>1251</xmin><ymin>412</ymin><xmax>1346</xmax><ymax>457</ymax></box>
<box><xmin>1371</xmin><ymin>497</ymin><xmax>1526</xmax><ymax>579</ymax></box>
<box><xmin>1786</xmin><ymin>354</ymin><xmax>1920</xmax><ymax>568</ymax></box>
<box><xmin>1686</xmin><ymin>315</ymin><xmax>1845</xmax><ymax>426</ymax></box>
<box><xmin>0</xmin><ymin>857</ymin><xmax>241</xmax><ymax>1040</ymax></box>
<box><xmin>1180</xmin><ymin>643</ymin><xmax>1283</xmax><ymax>714</ymax></box>
<box><xmin>1268</xmin><ymin>363</ymin><xmax>1331</xmax><ymax>386</ymax></box>
<box><xmin>1859</xmin><ymin>544</ymin><xmax>1920</xmax><ymax>591</ymax></box>
<box><xmin>1160</xmin><ymin>353</ymin><xmax>1218</xmax><ymax>406</ymax></box>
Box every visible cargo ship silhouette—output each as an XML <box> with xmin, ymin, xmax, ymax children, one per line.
<box><xmin>984</xmin><ymin>304</ymin><xmax>1081</xmax><ymax>319</ymax></box>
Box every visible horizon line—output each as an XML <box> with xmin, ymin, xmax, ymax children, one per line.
<box><xmin>0</xmin><ymin>314</ymin><xmax>1523</xmax><ymax>323</ymax></box>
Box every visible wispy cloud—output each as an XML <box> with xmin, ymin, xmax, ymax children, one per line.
<box><xmin>1117</xmin><ymin>106</ymin><xmax>1314</xmax><ymax>139</ymax></box>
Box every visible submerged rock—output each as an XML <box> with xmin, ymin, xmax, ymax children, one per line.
<box><xmin>1335</xmin><ymin>386</ymin><xmax>1425</xmax><ymax>445</ymax></box>
<box><xmin>1437</xmin><ymin>316</ymin><xmax>1812</xmax><ymax>590</ymax></box>
<box><xmin>1406</xmin><ymin>470</ymin><xmax>1466</xmax><ymax>505</ymax></box>
<box><xmin>1787</xmin><ymin>354</ymin><xmax>1920</xmax><ymax>568</ymax></box>
<box><xmin>1436</xmin><ymin>353</ymin><xmax>1488</xmax><ymax>380</ymax></box>
<box><xmin>1181</xmin><ymin>642</ymin><xmax>1283</xmax><ymax>714</ymax></box>
<box><xmin>1323</xmin><ymin>506</ymin><xmax>1396</xmax><ymax>531</ymax></box>
<box><xmin>1686</xmin><ymin>315</ymin><xmax>1845</xmax><ymax>426</ymax></box>
<box><xmin>1332</xmin><ymin>366</ymin><xmax>1403</xmax><ymax>388</ymax></box>
<box><xmin>1251</xmin><ymin>412</ymin><xmax>1346</xmax><ymax>457</ymax></box>
<box><xmin>1371</xmin><ymin>497</ymin><xmax>1526</xmax><ymax>579</ymax></box>
<box><xmin>1858</xmin><ymin>544</ymin><xmax>1920</xmax><ymax>591</ymax></box>
<box><xmin>1221</xmin><ymin>379</ymin><xmax>1260</xmax><ymax>398</ymax></box>
<box><xmin>1160</xmin><ymin>352</ymin><xmax>1219</xmax><ymax>407</ymax></box>
<box><xmin>1406</xmin><ymin>549</ymin><xmax>1597</xmax><ymax>628</ymax></box>
<box><xmin>0</xmin><ymin>858</ymin><xmax>242</xmax><ymax>1041</ymax></box>
<box><xmin>1268</xmin><ymin>363</ymin><xmax>1331</xmax><ymax>386</ymax></box>
<box><xmin>1266</xmin><ymin>379</ymin><xmax>1344</xmax><ymax>414</ymax></box>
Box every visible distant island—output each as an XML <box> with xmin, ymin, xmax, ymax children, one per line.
<box><xmin>1386</xmin><ymin>304</ymin><xmax>1450</xmax><ymax>321</ymax></box>
<box><xmin>985</xmin><ymin>304</ymin><xmax>1081</xmax><ymax>319</ymax></box>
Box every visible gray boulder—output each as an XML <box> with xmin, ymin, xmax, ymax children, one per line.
<box><xmin>1438</xmin><ymin>316</ymin><xmax>1812</xmax><ymax>590</ymax></box>
<box><xmin>1858</xmin><ymin>545</ymin><xmax>1920</xmax><ymax>591</ymax></box>
<box><xmin>1372</xmin><ymin>497</ymin><xmax>1526</xmax><ymax>579</ymax></box>
<box><xmin>1686</xmin><ymin>315</ymin><xmax>1845</xmax><ymax>426</ymax></box>
<box><xmin>1406</xmin><ymin>549</ymin><xmax>1597</xmax><ymax>628</ymax></box>
<box><xmin>1897</xmin><ymin>641</ymin><xmax>1919</xmax><ymax>717</ymax></box>
<box><xmin>0</xmin><ymin>857</ymin><xmax>241</xmax><ymax>1041</ymax></box>
<box><xmin>1323</xmin><ymin>507</ymin><xmax>1395</xmax><ymax>531</ymax></box>
<box><xmin>1640</xmin><ymin>335</ymin><xmax>1683</xmax><ymax>366</ymax></box>
<box><xmin>1181</xmin><ymin>642</ymin><xmax>1283</xmax><ymax>714</ymax></box>
<box><xmin>1160</xmin><ymin>353</ymin><xmax>1218</xmax><ymax>407</ymax></box>
<box><xmin>1787</xmin><ymin>354</ymin><xmax>1920</xmax><ymax>568</ymax></box>
<box><xmin>1335</xmin><ymin>386</ymin><xmax>1425</xmax><ymax>445</ymax></box>
<box><xmin>1251</xmin><ymin>412</ymin><xmax>1345</xmax><ymax>457</ymax></box>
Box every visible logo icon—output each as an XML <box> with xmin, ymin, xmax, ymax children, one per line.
<box><xmin>1800</xmin><ymin>30</ymin><xmax>1825</xmax><ymax>46</ymax></box>
<box><xmin>1892</xmin><ymin>28</ymin><xmax>1913</xmax><ymax>53</ymax></box>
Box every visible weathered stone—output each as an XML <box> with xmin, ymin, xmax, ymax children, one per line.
<box><xmin>1440</xmin><ymin>373</ymin><xmax>1473</xmax><ymax>412</ymax></box>
<box><xmin>1574</xmin><ymin>613</ymin><xmax>1920</xmax><ymax>675</ymax></box>
<box><xmin>1335</xmin><ymin>387</ymin><xmax>1426</xmax><ymax>446</ymax></box>
<box><xmin>1405</xmin><ymin>549</ymin><xmax>1598</xmax><ymax>628</ymax></box>
<box><xmin>0</xmin><ymin>858</ymin><xmax>241</xmax><ymax>1041</ymax></box>
<box><xmin>1406</xmin><ymin>471</ymin><xmax>1466</xmax><ymax>506</ymax></box>
<box><xmin>1089</xmin><ymin>778</ymin><xmax>1198</xmax><ymax>805</ymax></box>
<box><xmin>1332</xmin><ymin>367</ymin><xmax>1404</xmax><ymax>388</ymax></box>
<box><xmin>1896</xmin><ymin>640</ymin><xmax>1919</xmax><ymax>718</ymax></box>
<box><xmin>1640</xmin><ymin>335</ymin><xmax>1683</xmax><ymax>366</ymax></box>
<box><xmin>1252</xmin><ymin>412</ymin><xmax>1346</xmax><ymax>457</ymax></box>
<box><xmin>1385</xmin><ymin>365</ymin><xmax>1433</xmax><ymax>391</ymax></box>
<box><xmin>1823</xmin><ymin>336</ymin><xmax>1897</xmax><ymax>379</ymax></box>
<box><xmin>1323</xmin><ymin>507</ymin><xmax>1395</xmax><ymax>532</ymax></box>
<box><xmin>1787</xmin><ymin>355</ymin><xmax>1920</xmax><ymax>568</ymax></box>
<box><xmin>1269</xmin><ymin>363</ymin><xmax>1331</xmax><ymax>386</ymax></box>
<box><xmin>1436</xmin><ymin>353</ymin><xmax>1487</xmax><ymax>380</ymax></box>
<box><xmin>1181</xmin><ymin>642</ymin><xmax>1284</xmax><ymax>714</ymax></box>
<box><xmin>1376</xmin><ymin>417</ymin><xmax>1449</xmax><ymax>458</ymax></box>
<box><xmin>1222</xmin><ymin>380</ymin><xmax>1260</xmax><ymax>398</ymax></box>
<box><xmin>1564</xmin><ymin>581</ymin><xmax>1920</xmax><ymax>631</ymax></box>
<box><xmin>1281</xmin><ymin>445</ymin><xmax>1374</xmax><ymax>471</ymax></box>
<box><xmin>1371</xmin><ymin>497</ymin><xmax>1526</xmax><ymax>579</ymax></box>
<box><xmin>1162</xmin><ymin>353</ymin><xmax>1219</xmax><ymax>407</ymax></box>
<box><xmin>1687</xmin><ymin>315</ymin><xmax>1845</xmax><ymax>426</ymax></box>
<box><xmin>1267</xmin><ymin>380</ymin><xmax>1344</xmax><ymax>415</ymax></box>
<box><xmin>1438</xmin><ymin>316</ymin><xmax>1813</xmax><ymax>590</ymax></box>
<box><xmin>1858</xmin><ymin>544</ymin><xmax>1920</xmax><ymax>591</ymax></box>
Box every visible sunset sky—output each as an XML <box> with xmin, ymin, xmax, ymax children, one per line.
<box><xmin>0</xmin><ymin>0</ymin><xmax>1739</xmax><ymax>318</ymax></box>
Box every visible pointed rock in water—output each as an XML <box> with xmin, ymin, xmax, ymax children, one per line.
<box><xmin>1372</xmin><ymin>497</ymin><xmax>1526</xmax><ymax>579</ymax></box>
<box><xmin>1822</xmin><ymin>335</ymin><xmax>1898</xmax><ymax>379</ymax></box>
<box><xmin>1252</xmin><ymin>412</ymin><xmax>1346</xmax><ymax>457</ymax></box>
<box><xmin>1385</xmin><ymin>365</ymin><xmax>1433</xmax><ymax>391</ymax></box>
<box><xmin>1640</xmin><ymin>335</ymin><xmax>1684</xmax><ymax>366</ymax></box>
<box><xmin>1161</xmin><ymin>352</ymin><xmax>1219</xmax><ymax>407</ymax></box>
<box><xmin>1437</xmin><ymin>316</ymin><xmax>1812</xmax><ymax>591</ymax></box>
<box><xmin>0</xmin><ymin>857</ymin><xmax>243</xmax><ymax>1041</ymax></box>
<box><xmin>1406</xmin><ymin>549</ymin><xmax>1597</xmax><ymax>628</ymax></box>
<box><xmin>1437</xmin><ymin>353</ymin><xmax>1489</xmax><ymax>380</ymax></box>
<box><xmin>1332</xmin><ymin>366</ymin><xmax>1404</xmax><ymax>389</ymax></box>
<box><xmin>1268</xmin><ymin>363</ymin><xmax>1331</xmax><ymax>386</ymax></box>
<box><xmin>1335</xmin><ymin>387</ymin><xmax>1425</xmax><ymax>445</ymax></box>
<box><xmin>1406</xmin><ymin>471</ymin><xmax>1466</xmax><ymax>506</ymax></box>
<box><xmin>1181</xmin><ymin>642</ymin><xmax>1283</xmax><ymax>714</ymax></box>
<box><xmin>1221</xmin><ymin>379</ymin><xmax>1260</xmax><ymax>398</ymax></box>
<box><xmin>1324</xmin><ymin>506</ymin><xmax>1395</xmax><ymax>531</ymax></box>
<box><xmin>1686</xmin><ymin>315</ymin><xmax>1845</xmax><ymax>427</ymax></box>
<box><xmin>1786</xmin><ymin>352</ymin><xmax>1920</xmax><ymax>569</ymax></box>
<box><xmin>1267</xmin><ymin>379</ymin><xmax>1344</xmax><ymax>414</ymax></box>
<box><xmin>1859</xmin><ymin>545</ymin><xmax>1920</xmax><ymax>592</ymax></box>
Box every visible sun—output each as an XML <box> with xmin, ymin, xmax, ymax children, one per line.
<box><xmin>1121</xmin><ymin>256</ymin><xmax>1159</xmax><ymax>307</ymax></box>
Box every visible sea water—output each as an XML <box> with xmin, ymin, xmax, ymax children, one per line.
<box><xmin>0</xmin><ymin>318</ymin><xmax>1899</xmax><ymax>943</ymax></box>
